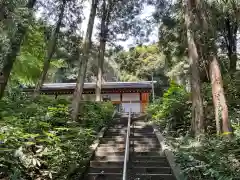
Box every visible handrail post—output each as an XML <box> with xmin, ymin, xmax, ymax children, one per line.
<box><xmin>122</xmin><ymin>108</ymin><xmax>131</xmax><ymax>180</ymax></box>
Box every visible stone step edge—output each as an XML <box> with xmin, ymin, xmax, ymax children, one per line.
<box><xmin>88</xmin><ymin>173</ymin><xmax>173</xmax><ymax>176</ymax></box>
<box><xmin>88</xmin><ymin>173</ymin><xmax>122</xmax><ymax>175</ymax></box>
<box><xmin>95</xmin><ymin>155</ymin><xmax>165</xmax><ymax>158</ymax></box>
<box><xmin>91</xmin><ymin>160</ymin><xmax>168</xmax><ymax>163</ymax></box>
<box><xmin>134</xmin><ymin>173</ymin><xmax>174</xmax><ymax>176</ymax></box>
<box><xmin>89</xmin><ymin>166</ymin><xmax>171</xmax><ymax>169</ymax></box>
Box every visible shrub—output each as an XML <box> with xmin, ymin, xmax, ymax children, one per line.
<box><xmin>171</xmin><ymin>136</ymin><xmax>240</xmax><ymax>180</ymax></box>
<box><xmin>147</xmin><ymin>81</ymin><xmax>191</xmax><ymax>136</ymax></box>
<box><xmin>0</xmin><ymin>92</ymin><xmax>114</xmax><ymax>180</ymax></box>
<box><xmin>148</xmin><ymin>80</ymin><xmax>240</xmax><ymax>180</ymax></box>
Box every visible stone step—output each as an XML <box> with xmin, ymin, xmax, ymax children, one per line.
<box><xmin>110</xmin><ymin>125</ymin><xmax>126</xmax><ymax>128</ymax></box>
<box><xmin>103</xmin><ymin>135</ymin><xmax>126</xmax><ymax>138</ymax></box>
<box><xmin>133</xmin><ymin>147</ymin><xmax>161</xmax><ymax>152</ymax></box>
<box><xmin>131</xmin><ymin>167</ymin><xmax>172</xmax><ymax>174</ymax></box>
<box><xmin>133</xmin><ymin>151</ymin><xmax>165</xmax><ymax>156</ymax></box>
<box><xmin>96</xmin><ymin>146</ymin><xmax>161</xmax><ymax>152</ymax></box>
<box><xmin>95</xmin><ymin>150</ymin><xmax>125</xmax><ymax>156</ymax></box>
<box><xmin>132</xmin><ymin>122</ymin><xmax>149</xmax><ymax>126</ymax></box>
<box><xmin>102</xmin><ymin>135</ymin><xmax>158</xmax><ymax>140</ymax></box>
<box><xmin>106</xmin><ymin>129</ymin><xmax>127</xmax><ymax>133</ymax></box>
<box><xmin>94</xmin><ymin>155</ymin><xmax>125</xmax><ymax>161</ymax></box>
<box><xmin>132</xmin><ymin>160</ymin><xmax>169</xmax><ymax>167</ymax></box>
<box><xmin>108</xmin><ymin>126</ymin><xmax>153</xmax><ymax>132</ymax></box>
<box><xmin>93</xmin><ymin>153</ymin><xmax>166</xmax><ymax>162</ymax></box>
<box><xmin>100</xmin><ymin>137</ymin><xmax>159</xmax><ymax>144</ymax></box>
<box><xmin>88</xmin><ymin>167</ymin><xmax>123</xmax><ymax>173</ymax></box>
<box><xmin>90</xmin><ymin>161</ymin><xmax>123</xmax><ymax>168</ymax></box>
<box><xmin>131</xmin><ymin>143</ymin><xmax>160</xmax><ymax>149</ymax></box>
<box><xmin>99</xmin><ymin>143</ymin><xmax>160</xmax><ymax>149</ymax></box>
<box><xmin>86</xmin><ymin>173</ymin><xmax>122</xmax><ymax>180</ymax></box>
<box><xmin>108</xmin><ymin>125</ymin><xmax>152</xmax><ymax>129</ymax></box>
<box><xmin>105</xmin><ymin>132</ymin><xmax>156</xmax><ymax>137</ymax></box>
<box><xmin>95</xmin><ymin>150</ymin><xmax>164</xmax><ymax>157</ymax></box>
<box><xmin>130</xmin><ymin>133</ymin><xmax>156</xmax><ymax>137</ymax></box>
<box><xmin>131</xmin><ymin>129</ymin><xmax>155</xmax><ymax>134</ymax></box>
<box><xmin>112</xmin><ymin>121</ymin><xmax>149</xmax><ymax>126</ymax></box>
<box><xmin>130</xmin><ymin>173</ymin><xmax>176</xmax><ymax>180</ymax></box>
<box><xmin>96</xmin><ymin>146</ymin><xmax>125</xmax><ymax>152</ymax></box>
<box><xmin>131</xmin><ymin>125</ymin><xmax>153</xmax><ymax>129</ymax></box>
<box><xmin>131</xmin><ymin>156</ymin><xmax>167</xmax><ymax>161</ymax></box>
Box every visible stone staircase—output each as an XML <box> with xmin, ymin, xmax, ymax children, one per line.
<box><xmin>83</xmin><ymin>115</ymin><xmax>176</xmax><ymax>180</ymax></box>
<box><xmin>129</xmin><ymin>119</ymin><xmax>176</xmax><ymax>180</ymax></box>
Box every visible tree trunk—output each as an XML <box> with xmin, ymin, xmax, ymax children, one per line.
<box><xmin>71</xmin><ymin>0</ymin><xmax>99</xmax><ymax>121</ymax></box>
<box><xmin>0</xmin><ymin>2</ymin><xmax>7</xmax><ymax>21</ymax></box>
<box><xmin>225</xmin><ymin>18</ymin><xmax>238</xmax><ymax>73</ymax></box>
<box><xmin>0</xmin><ymin>0</ymin><xmax>36</xmax><ymax>99</ymax></box>
<box><xmin>95</xmin><ymin>40</ymin><xmax>106</xmax><ymax>101</ymax></box>
<box><xmin>193</xmin><ymin>0</ymin><xmax>233</xmax><ymax>137</ymax></box>
<box><xmin>210</xmin><ymin>55</ymin><xmax>232</xmax><ymax>136</ymax></box>
<box><xmin>33</xmin><ymin>0</ymin><xmax>66</xmax><ymax>97</ymax></box>
<box><xmin>95</xmin><ymin>0</ymin><xmax>109</xmax><ymax>101</ymax></box>
<box><xmin>184</xmin><ymin>0</ymin><xmax>204</xmax><ymax>136</ymax></box>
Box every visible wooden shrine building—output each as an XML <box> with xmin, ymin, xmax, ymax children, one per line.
<box><xmin>24</xmin><ymin>81</ymin><xmax>156</xmax><ymax>113</ymax></box>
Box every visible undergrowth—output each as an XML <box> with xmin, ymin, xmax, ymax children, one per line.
<box><xmin>0</xmin><ymin>91</ymin><xmax>114</xmax><ymax>180</ymax></box>
<box><xmin>147</xmin><ymin>81</ymin><xmax>240</xmax><ymax>180</ymax></box>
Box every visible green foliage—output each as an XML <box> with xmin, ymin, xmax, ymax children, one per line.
<box><xmin>10</xmin><ymin>21</ymin><xmax>66</xmax><ymax>86</ymax></box>
<box><xmin>147</xmin><ymin>81</ymin><xmax>191</xmax><ymax>136</ymax></box>
<box><xmin>0</xmin><ymin>92</ymin><xmax>114</xmax><ymax>180</ymax></box>
<box><xmin>171</xmin><ymin>136</ymin><xmax>240</xmax><ymax>180</ymax></box>
<box><xmin>81</xmin><ymin>101</ymin><xmax>115</xmax><ymax>130</ymax></box>
<box><xmin>114</xmin><ymin>44</ymin><xmax>167</xmax><ymax>81</ymax></box>
<box><xmin>149</xmin><ymin>79</ymin><xmax>240</xmax><ymax>180</ymax></box>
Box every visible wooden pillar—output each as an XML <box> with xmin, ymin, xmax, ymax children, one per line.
<box><xmin>120</xmin><ymin>93</ymin><xmax>122</xmax><ymax>112</ymax></box>
<box><xmin>139</xmin><ymin>92</ymin><xmax>142</xmax><ymax>112</ymax></box>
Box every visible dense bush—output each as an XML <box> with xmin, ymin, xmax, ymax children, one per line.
<box><xmin>0</xmin><ymin>93</ymin><xmax>114</xmax><ymax>180</ymax></box>
<box><xmin>147</xmin><ymin>81</ymin><xmax>191</xmax><ymax>136</ymax></box>
<box><xmin>148</xmin><ymin>80</ymin><xmax>240</xmax><ymax>180</ymax></box>
<box><xmin>171</xmin><ymin>136</ymin><xmax>240</xmax><ymax>180</ymax></box>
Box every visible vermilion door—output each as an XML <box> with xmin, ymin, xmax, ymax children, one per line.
<box><xmin>141</xmin><ymin>93</ymin><xmax>149</xmax><ymax>112</ymax></box>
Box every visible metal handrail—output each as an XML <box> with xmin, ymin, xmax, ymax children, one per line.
<box><xmin>122</xmin><ymin>109</ymin><xmax>131</xmax><ymax>180</ymax></box>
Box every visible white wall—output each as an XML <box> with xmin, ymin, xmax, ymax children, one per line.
<box><xmin>122</xmin><ymin>93</ymin><xmax>140</xmax><ymax>101</ymax></box>
<box><xmin>82</xmin><ymin>93</ymin><xmax>121</xmax><ymax>101</ymax></box>
<box><xmin>103</xmin><ymin>94</ymin><xmax>120</xmax><ymax>101</ymax></box>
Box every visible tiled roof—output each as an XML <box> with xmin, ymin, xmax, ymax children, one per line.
<box><xmin>39</xmin><ymin>81</ymin><xmax>156</xmax><ymax>90</ymax></box>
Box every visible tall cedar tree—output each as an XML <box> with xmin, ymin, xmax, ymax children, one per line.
<box><xmin>33</xmin><ymin>0</ymin><xmax>67</xmax><ymax>97</ymax></box>
<box><xmin>193</xmin><ymin>0</ymin><xmax>232</xmax><ymax>137</ymax></box>
<box><xmin>223</xmin><ymin>1</ymin><xmax>239</xmax><ymax>73</ymax></box>
<box><xmin>95</xmin><ymin>0</ymin><xmax>113</xmax><ymax>101</ymax></box>
<box><xmin>71</xmin><ymin>0</ymin><xmax>99</xmax><ymax>121</ymax></box>
<box><xmin>184</xmin><ymin>0</ymin><xmax>204</xmax><ymax>136</ymax></box>
<box><xmin>95</xmin><ymin>0</ymin><xmax>145</xmax><ymax>100</ymax></box>
<box><xmin>0</xmin><ymin>0</ymin><xmax>37</xmax><ymax>99</ymax></box>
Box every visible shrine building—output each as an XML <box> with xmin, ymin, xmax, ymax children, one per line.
<box><xmin>23</xmin><ymin>81</ymin><xmax>156</xmax><ymax>113</ymax></box>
